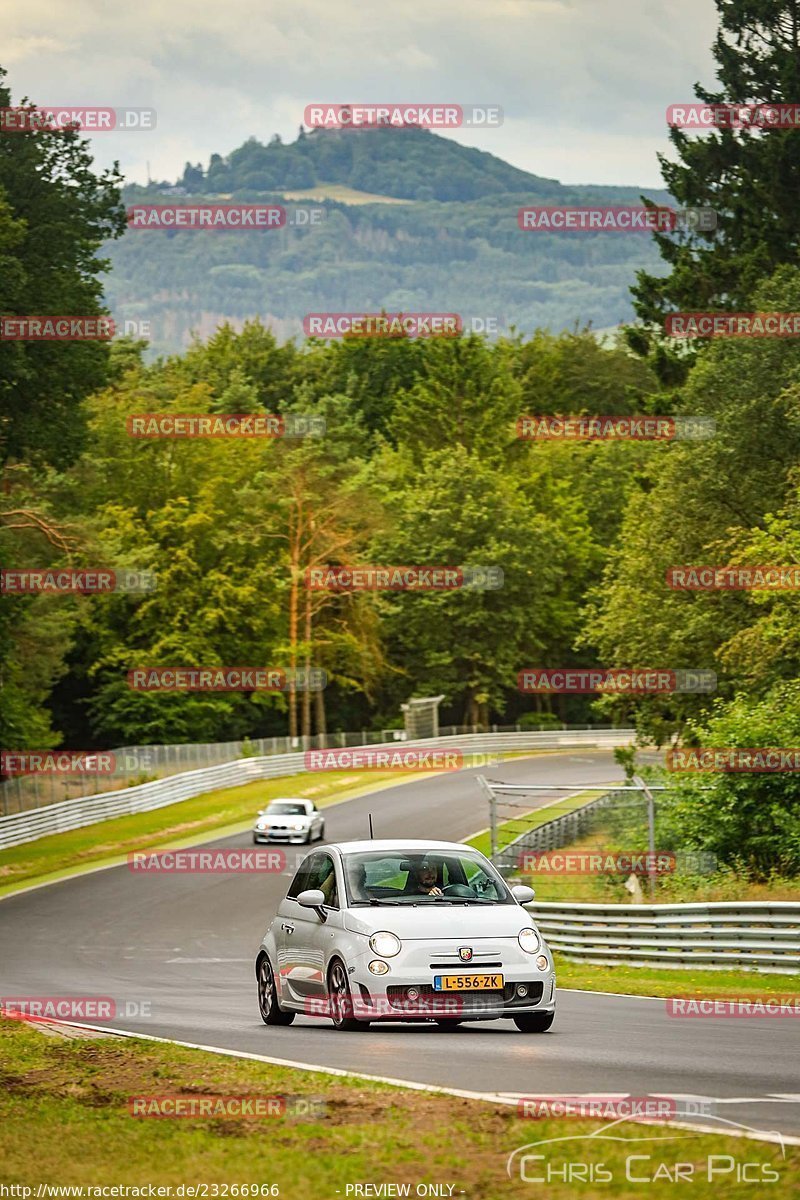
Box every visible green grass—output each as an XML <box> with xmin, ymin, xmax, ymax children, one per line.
<box><xmin>516</xmin><ymin>827</ymin><xmax>800</xmax><ymax>904</ymax></box>
<box><xmin>1</xmin><ymin>1016</ymin><xmax>796</xmax><ymax>1197</ymax></box>
<box><xmin>279</xmin><ymin>183</ymin><xmax>413</xmax><ymax>204</ymax></box>
<box><xmin>555</xmin><ymin>956</ymin><xmax>800</xmax><ymax>998</ymax></box>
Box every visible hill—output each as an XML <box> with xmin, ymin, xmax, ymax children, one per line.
<box><xmin>104</xmin><ymin>126</ymin><xmax>672</xmax><ymax>355</ymax></box>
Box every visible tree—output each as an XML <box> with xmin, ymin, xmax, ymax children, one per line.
<box><xmin>585</xmin><ymin>266</ymin><xmax>800</xmax><ymax>740</ymax></box>
<box><xmin>655</xmin><ymin>683</ymin><xmax>800</xmax><ymax>879</ymax></box>
<box><xmin>238</xmin><ymin>394</ymin><xmax>383</xmax><ymax>738</ymax></box>
<box><xmin>716</xmin><ymin>477</ymin><xmax>800</xmax><ymax>688</ymax></box>
<box><xmin>181</xmin><ymin>162</ymin><xmax>205</xmax><ymax>192</ymax></box>
<box><xmin>0</xmin><ymin>66</ymin><xmax>127</xmax><ymax>469</ymax></box>
<box><xmin>178</xmin><ymin>321</ymin><xmax>298</xmax><ymax>412</ymax></box>
<box><xmin>635</xmin><ymin>1</ymin><xmax>800</xmax><ymax>323</ymax></box>
<box><xmin>370</xmin><ymin>440</ymin><xmax>596</xmax><ymax>725</ymax></box>
<box><xmin>0</xmin><ymin>64</ymin><xmax>125</xmax><ymax>751</ymax></box>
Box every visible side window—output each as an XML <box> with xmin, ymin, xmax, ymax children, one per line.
<box><xmin>289</xmin><ymin>852</ymin><xmax>339</xmax><ymax>909</ymax></box>
<box><xmin>287</xmin><ymin>855</ymin><xmax>316</xmax><ymax>899</ymax></box>
<box><xmin>308</xmin><ymin>852</ymin><xmax>339</xmax><ymax>909</ymax></box>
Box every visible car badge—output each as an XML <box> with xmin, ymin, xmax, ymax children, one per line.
<box><xmin>458</xmin><ymin>947</ymin><xmax>473</xmax><ymax>962</ymax></box>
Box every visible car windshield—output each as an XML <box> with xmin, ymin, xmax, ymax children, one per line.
<box><xmin>342</xmin><ymin>849</ymin><xmax>512</xmax><ymax>906</ymax></box>
<box><xmin>266</xmin><ymin>802</ymin><xmax>307</xmax><ymax>815</ymax></box>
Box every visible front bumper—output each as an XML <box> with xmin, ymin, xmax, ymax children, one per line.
<box><xmin>348</xmin><ymin>980</ymin><xmax>555</xmax><ymax>1021</ymax></box>
<box><xmin>345</xmin><ymin>942</ymin><xmax>556</xmax><ymax>1021</ymax></box>
<box><xmin>253</xmin><ymin>829</ymin><xmax>309</xmax><ymax>844</ymax></box>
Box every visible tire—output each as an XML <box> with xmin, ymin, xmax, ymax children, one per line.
<box><xmin>303</xmin><ymin>828</ymin><xmax>313</xmax><ymax>844</ymax></box>
<box><xmin>513</xmin><ymin>1011</ymin><xmax>554</xmax><ymax>1033</ymax></box>
<box><xmin>327</xmin><ymin>959</ymin><xmax>365</xmax><ymax>1031</ymax></box>
<box><xmin>317</xmin><ymin>821</ymin><xmax>325</xmax><ymax>842</ymax></box>
<box><xmin>257</xmin><ymin>956</ymin><xmax>294</xmax><ymax>1026</ymax></box>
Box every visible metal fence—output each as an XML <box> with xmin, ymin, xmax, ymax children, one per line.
<box><xmin>491</xmin><ymin>791</ymin><xmax>616</xmax><ymax>871</ymax></box>
<box><xmin>0</xmin><ymin>728</ymin><xmax>633</xmax><ymax>850</ymax></box>
<box><xmin>0</xmin><ymin>722</ymin><xmax>619</xmax><ymax>816</ymax></box>
<box><xmin>485</xmin><ymin>788</ymin><xmax>797</xmax><ymax>973</ymax></box>
<box><xmin>527</xmin><ymin>900</ymin><xmax>800</xmax><ymax>974</ymax></box>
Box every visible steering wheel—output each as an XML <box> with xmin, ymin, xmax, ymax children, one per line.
<box><xmin>442</xmin><ymin>883</ymin><xmax>477</xmax><ymax>898</ymax></box>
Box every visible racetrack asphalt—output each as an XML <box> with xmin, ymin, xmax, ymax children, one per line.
<box><xmin>1</xmin><ymin>750</ymin><xmax>798</xmax><ymax>1139</ymax></box>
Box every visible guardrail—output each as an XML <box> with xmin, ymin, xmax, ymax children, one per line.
<box><xmin>0</xmin><ymin>722</ymin><xmax>626</xmax><ymax>814</ymax></box>
<box><xmin>0</xmin><ymin>728</ymin><xmax>633</xmax><ymax>851</ymax></box>
<box><xmin>527</xmin><ymin>900</ymin><xmax>800</xmax><ymax>974</ymax></box>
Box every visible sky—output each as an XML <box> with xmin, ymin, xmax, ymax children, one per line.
<box><xmin>2</xmin><ymin>0</ymin><xmax>720</xmax><ymax>189</ymax></box>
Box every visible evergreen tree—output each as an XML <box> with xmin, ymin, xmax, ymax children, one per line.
<box><xmin>634</xmin><ymin>1</ymin><xmax>800</xmax><ymax>324</ymax></box>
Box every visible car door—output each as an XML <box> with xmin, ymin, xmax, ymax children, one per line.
<box><xmin>303</xmin><ymin>852</ymin><xmax>345</xmax><ymax>1000</ymax></box>
<box><xmin>273</xmin><ymin>855</ymin><xmax>313</xmax><ymax>1007</ymax></box>
<box><xmin>280</xmin><ymin>851</ymin><xmax>335</xmax><ymax>1007</ymax></box>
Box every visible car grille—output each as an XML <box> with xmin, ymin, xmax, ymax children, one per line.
<box><xmin>429</xmin><ymin>961</ymin><xmax>502</xmax><ymax>969</ymax></box>
<box><xmin>385</xmin><ymin>982</ymin><xmax>544</xmax><ymax>1011</ymax></box>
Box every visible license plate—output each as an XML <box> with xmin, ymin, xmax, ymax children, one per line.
<box><xmin>433</xmin><ymin>973</ymin><xmax>504</xmax><ymax>991</ymax></box>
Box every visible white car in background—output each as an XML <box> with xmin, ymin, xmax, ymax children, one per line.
<box><xmin>255</xmin><ymin>839</ymin><xmax>556</xmax><ymax>1032</ymax></box>
<box><xmin>252</xmin><ymin>798</ymin><xmax>325</xmax><ymax>845</ymax></box>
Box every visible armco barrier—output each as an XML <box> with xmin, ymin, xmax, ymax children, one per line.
<box><xmin>0</xmin><ymin>722</ymin><xmax>623</xmax><ymax>814</ymax></box>
<box><xmin>527</xmin><ymin>900</ymin><xmax>800</xmax><ymax>974</ymax></box>
<box><xmin>0</xmin><ymin>729</ymin><xmax>632</xmax><ymax>851</ymax></box>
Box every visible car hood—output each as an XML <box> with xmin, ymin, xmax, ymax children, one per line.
<box><xmin>344</xmin><ymin>903</ymin><xmax>536</xmax><ymax>939</ymax></box>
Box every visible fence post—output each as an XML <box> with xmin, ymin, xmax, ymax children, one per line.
<box><xmin>633</xmin><ymin>774</ymin><xmax>657</xmax><ymax>901</ymax></box>
<box><xmin>476</xmin><ymin>775</ymin><xmax>497</xmax><ymax>859</ymax></box>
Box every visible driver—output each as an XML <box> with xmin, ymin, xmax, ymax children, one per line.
<box><xmin>408</xmin><ymin>858</ymin><xmax>443</xmax><ymax>896</ymax></box>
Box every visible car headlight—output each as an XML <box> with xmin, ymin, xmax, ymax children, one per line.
<box><xmin>256</xmin><ymin>821</ymin><xmax>270</xmax><ymax>830</ymax></box>
<box><xmin>536</xmin><ymin>954</ymin><xmax>549</xmax><ymax>971</ymax></box>
<box><xmin>369</xmin><ymin>931</ymin><xmax>402</xmax><ymax>958</ymax></box>
<box><xmin>518</xmin><ymin>927</ymin><xmax>541</xmax><ymax>954</ymax></box>
<box><xmin>291</xmin><ymin>823</ymin><xmax>306</xmax><ymax>830</ymax></box>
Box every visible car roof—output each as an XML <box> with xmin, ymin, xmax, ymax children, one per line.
<box><xmin>265</xmin><ymin>797</ymin><xmax>311</xmax><ymax>804</ymax></box>
<box><xmin>325</xmin><ymin>839</ymin><xmax>482</xmax><ymax>854</ymax></box>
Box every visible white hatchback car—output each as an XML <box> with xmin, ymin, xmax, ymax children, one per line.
<box><xmin>255</xmin><ymin>839</ymin><xmax>556</xmax><ymax>1032</ymax></box>
<box><xmin>252</xmin><ymin>799</ymin><xmax>325</xmax><ymax>845</ymax></box>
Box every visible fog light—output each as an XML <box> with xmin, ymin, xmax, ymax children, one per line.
<box><xmin>368</xmin><ymin>960</ymin><xmax>389</xmax><ymax>975</ymax></box>
<box><xmin>536</xmin><ymin>954</ymin><xmax>549</xmax><ymax>971</ymax></box>
<box><xmin>516</xmin><ymin>984</ymin><xmax>529</xmax><ymax>998</ymax></box>
<box><xmin>407</xmin><ymin>987</ymin><xmax>420</xmax><ymax>1001</ymax></box>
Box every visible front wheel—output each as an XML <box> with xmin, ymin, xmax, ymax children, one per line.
<box><xmin>257</xmin><ymin>956</ymin><xmax>294</xmax><ymax>1026</ymax></box>
<box><xmin>327</xmin><ymin>960</ymin><xmax>365</xmax><ymax>1031</ymax></box>
<box><xmin>513</xmin><ymin>1011</ymin><xmax>554</xmax><ymax>1033</ymax></box>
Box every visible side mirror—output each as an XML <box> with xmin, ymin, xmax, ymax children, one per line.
<box><xmin>511</xmin><ymin>884</ymin><xmax>535</xmax><ymax>904</ymax></box>
<box><xmin>296</xmin><ymin>888</ymin><xmax>327</xmax><ymax>918</ymax></box>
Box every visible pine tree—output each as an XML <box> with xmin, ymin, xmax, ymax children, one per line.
<box><xmin>634</xmin><ymin>1</ymin><xmax>800</xmax><ymax>324</ymax></box>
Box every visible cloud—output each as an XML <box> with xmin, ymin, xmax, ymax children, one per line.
<box><xmin>1</xmin><ymin>0</ymin><xmax>719</xmax><ymax>186</ymax></box>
